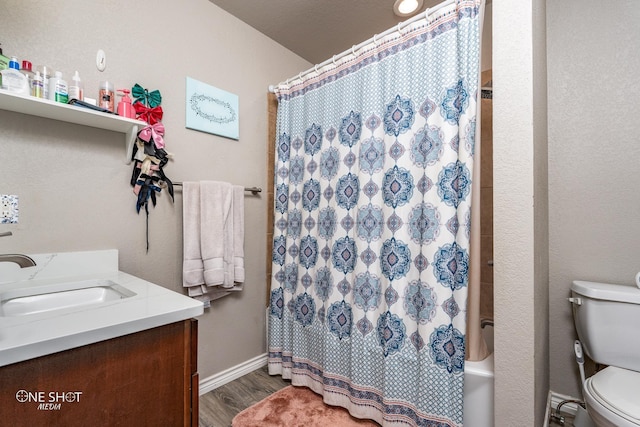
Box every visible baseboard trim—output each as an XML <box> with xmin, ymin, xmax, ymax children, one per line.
<box><xmin>549</xmin><ymin>391</ymin><xmax>582</xmax><ymax>417</ymax></box>
<box><xmin>199</xmin><ymin>353</ymin><xmax>268</xmax><ymax>395</ymax></box>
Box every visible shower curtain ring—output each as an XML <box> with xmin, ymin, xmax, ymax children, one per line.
<box><xmin>397</xmin><ymin>22</ymin><xmax>403</xmax><ymax>34</ymax></box>
<box><xmin>373</xmin><ymin>34</ymin><xmax>379</xmax><ymax>45</ymax></box>
<box><xmin>314</xmin><ymin>64</ymin><xmax>319</xmax><ymax>73</ymax></box>
<box><xmin>332</xmin><ymin>55</ymin><xmax>337</xmax><ymax>65</ymax></box>
<box><xmin>298</xmin><ymin>72</ymin><xmax>303</xmax><ymax>81</ymax></box>
<box><xmin>351</xmin><ymin>45</ymin><xmax>357</xmax><ymax>56</ymax></box>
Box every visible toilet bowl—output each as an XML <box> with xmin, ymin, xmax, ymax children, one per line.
<box><xmin>570</xmin><ymin>280</ymin><xmax>640</xmax><ymax>427</ymax></box>
<box><xmin>582</xmin><ymin>366</ymin><xmax>640</xmax><ymax>427</ymax></box>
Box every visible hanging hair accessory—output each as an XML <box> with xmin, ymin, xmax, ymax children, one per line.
<box><xmin>134</xmin><ymin>102</ymin><xmax>164</xmax><ymax>124</ymax></box>
<box><xmin>138</xmin><ymin>123</ymin><xmax>165</xmax><ymax>149</ymax></box>
<box><xmin>129</xmin><ymin>83</ymin><xmax>171</xmax><ymax>252</ymax></box>
<box><xmin>132</xmin><ymin>83</ymin><xmax>162</xmax><ymax>108</ymax></box>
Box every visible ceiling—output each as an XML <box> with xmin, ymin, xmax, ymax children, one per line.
<box><xmin>209</xmin><ymin>0</ymin><xmax>448</xmax><ymax>65</ymax></box>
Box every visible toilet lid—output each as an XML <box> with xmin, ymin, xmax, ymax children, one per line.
<box><xmin>588</xmin><ymin>367</ymin><xmax>640</xmax><ymax>422</ymax></box>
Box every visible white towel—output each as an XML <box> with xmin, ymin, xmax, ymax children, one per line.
<box><xmin>182</xmin><ymin>182</ymin><xmax>206</xmax><ymax>296</ymax></box>
<box><xmin>200</xmin><ymin>181</ymin><xmax>232</xmax><ymax>286</ymax></box>
<box><xmin>219</xmin><ymin>185</ymin><xmax>245</xmax><ymax>290</ymax></box>
<box><xmin>231</xmin><ymin>185</ymin><xmax>245</xmax><ymax>290</ymax></box>
<box><xmin>216</xmin><ymin>185</ymin><xmax>245</xmax><ymax>292</ymax></box>
<box><xmin>182</xmin><ymin>181</ymin><xmax>246</xmax><ymax>304</ymax></box>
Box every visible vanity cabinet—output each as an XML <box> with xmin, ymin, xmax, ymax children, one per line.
<box><xmin>0</xmin><ymin>319</ymin><xmax>198</xmax><ymax>427</ymax></box>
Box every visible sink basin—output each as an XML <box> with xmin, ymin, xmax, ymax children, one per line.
<box><xmin>0</xmin><ymin>279</ymin><xmax>136</xmax><ymax>317</ymax></box>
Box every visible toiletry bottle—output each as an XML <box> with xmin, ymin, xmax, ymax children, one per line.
<box><xmin>68</xmin><ymin>70</ymin><xmax>83</xmax><ymax>101</ymax></box>
<box><xmin>31</xmin><ymin>70</ymin><xmax>43</xmax><ymax>98</ymax></box>
<box><xmin>0</xmin><ymin>56</ymin><xmax>30</xmax><ymax>95</ymax></box>
<box><xmin>20</xmin><ymin>60</ymin><xmax>34</xmax><ymax>90</ymax></box>
<box><xmin>116</xmin><ymin>89</ymin><xmax>135</xmax><ymax>119</ymax></box>
<box><xmin>48</xmin><ymin>71</ymin><xmax>68</xmax><ymax>103</ymax></box>
<box><xmin>99</xmin><ymin>80</ymin><xmax>114</xmax><ymax>112</ymax></box>
<box><xmin>36</xmin><ymin>65</ymin><xmax>52</xmax><ymax>99</ymax></box>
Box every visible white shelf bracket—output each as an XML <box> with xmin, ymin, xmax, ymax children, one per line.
<box><xmin>125</xmin><ymin>125</ymin><xmax>139</xmax><ymax>164</ymax></box>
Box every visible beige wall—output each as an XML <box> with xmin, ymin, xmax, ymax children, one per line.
<box><xmin>494</xmin><ymin>0</ymin><xmax>640</xmax><ymax>419</ymax></box>
<box><xmin>493</xmin><ymin>1</ymin><xmax>549</xmax><ymax>425</ymax></box>
<box><xmin>0</xmin><ymin>0</ymin><xmax>310</xmax><ymax>380</ymax></box>
<box><xmin>481</xmin><ymin>2</ymin><xmax>492</xmax><ymax>72</ymax></box>
<box><xmin>547</xmin><ymin>1</ymin><xmax>640</xmax><ymax>398</ymax></box>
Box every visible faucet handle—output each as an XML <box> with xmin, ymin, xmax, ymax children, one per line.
<box><xmin>0</xmin><ymin>231</ymin><xmax>12</xmax><ymax>238</ymax></box>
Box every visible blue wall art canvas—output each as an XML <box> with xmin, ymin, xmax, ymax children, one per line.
<box><xmin>186</xmin><ymin>77</ymin><xmax>239</xmax><ymax>140</ymax></box>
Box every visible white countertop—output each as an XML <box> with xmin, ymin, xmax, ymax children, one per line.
<box><xmin>0</xmin><ymin>250</ymin><xmax>204</xmax><ymax>367</ymax></box>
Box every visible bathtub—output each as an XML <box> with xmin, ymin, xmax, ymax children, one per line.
<box><xmin>462</xmin><ymin>322</ymin><xmax>494</xmax><ymax>427</ymax></box>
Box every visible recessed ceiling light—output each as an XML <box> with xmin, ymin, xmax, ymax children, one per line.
<box><xmin>393</xmin><ymin>0</ymin><xmax>424</xmax><ymax>17</ymax></box>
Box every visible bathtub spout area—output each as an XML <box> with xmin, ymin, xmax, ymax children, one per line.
<box><xmin>462</xmin><ymin>324</ymin><xmax>494</xmax><ymax>427</ymax></box>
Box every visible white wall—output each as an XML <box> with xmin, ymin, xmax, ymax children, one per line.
<box><xmin>0</xmin><ymin>0</ymin><xmax>310</xmax><ymax>380</ymax></box>
<box><xmin>493</xmin><ymin>1</ymin><xmax>548</xmax><ymax>425</ymax></box>
<box><xmin>547</xmin><ymin>0</ymin><xmax>640</xmax><ymax>397</ymax></box>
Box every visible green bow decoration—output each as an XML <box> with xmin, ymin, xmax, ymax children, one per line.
<box><xmin>132</xmin><ymin>83</ymin><xmax>162</xmax><ymax>108</ymax></box>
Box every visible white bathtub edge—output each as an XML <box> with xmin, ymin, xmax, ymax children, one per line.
<box><xmin>465</xmin><ymin>352</ymin><xmax>495</xmax><ymax>378</ymax></box>
<box><xmin>462</xmin><ymin>324</ymin><xmax>495</xmax><ymax>427</ymax></box>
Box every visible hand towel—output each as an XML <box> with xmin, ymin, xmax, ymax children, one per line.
<box><xmin>200</xmin><ymin>181</ymin><xmax>233</xmax><ymax>286</ymax></box>
<box><xmin>231</xmin><ymin>185</ymin><xmax>245</xmax><ymax>290</ymax></box>
<box><xmin>220</xmin><ymin>185</ymin><xmax>245</xmax><ymax>290</ymax></box>
<box><xmin>182</xmin><ymin>180</ymin><xmax>246</xmax><ymax>304</ymax></box>
<box><xmin>222</xmin><ymin>183</ymin><xmax>235</xmax><ymax>288</ymax></box>
<box><xmin>182</xmin><ymin>182</ymin><xmax>205</xmax><ymax>295</ymax></box>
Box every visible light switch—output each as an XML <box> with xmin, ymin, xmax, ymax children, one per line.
<box><xmin>1</xmin><ymin>195</ymin><xmax>19</xmax><ymax>224</ymax></box>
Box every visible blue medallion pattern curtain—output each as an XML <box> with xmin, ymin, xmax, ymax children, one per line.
<box><xmin>268</xmin><ymin>1</ymin><xmax>482</xmax><ymax>426</ymax></box>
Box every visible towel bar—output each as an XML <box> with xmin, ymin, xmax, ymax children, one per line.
<box><xmin>173</xmin><ymin>182</ymin><xmax>262</xmax><ymax>194</ymax></box>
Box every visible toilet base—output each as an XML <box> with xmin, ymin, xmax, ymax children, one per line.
<box><xmin>574</xmin><ymin>405</ymin><xmax>596</xmax><ymax>427</ymax></box>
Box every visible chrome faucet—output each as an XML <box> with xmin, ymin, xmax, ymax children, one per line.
<box><xmin>0</xmin><ymin>254</ymin><xmax>36</xmax><ymax>268</ymax></box>
<box><xmin>0</xmin><ymin>231</ymin><xmax>36</xmax><ymax>268</ymax></box>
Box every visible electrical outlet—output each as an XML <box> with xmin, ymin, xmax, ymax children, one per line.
<box><xmin>1</xmin><ymin>195</ymin><xmax>19</xmax><ymax>224</ymax></box>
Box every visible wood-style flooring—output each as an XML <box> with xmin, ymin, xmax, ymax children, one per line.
<box><xmin>199</xmin><ymin>365</ymin><xmax>290</xmax><ymax>427</ymax></box>
<box><xmin>200</xmin><ymin>367</ymin><xmax>581</xmax><ymax>427</ymax></box>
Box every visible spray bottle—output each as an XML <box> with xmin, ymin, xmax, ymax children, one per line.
<box><xmin>116</xmin><ymin>89</ymin><xmax>135</xmax><ymax>119</ymax></box>
<box><xmin>68</xmin><ymin>70</ymin><xmax>83</xmax><ymax>101</ymax></box>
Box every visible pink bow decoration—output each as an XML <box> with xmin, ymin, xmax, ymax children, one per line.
<box><xmin>134</xmin><ymin>102</ymin><xmax>164</xmax><ymax>125</ymax></box>
<box><xmin>138</xmin><ymin>123</ymin><xmax>165</xmax><ymax>149</ymax></box>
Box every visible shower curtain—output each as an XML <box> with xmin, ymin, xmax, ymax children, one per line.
<box><xmin>268</xmin><ymin>1</ymin><xmax>483</xmax><ymax>425</ymax></box>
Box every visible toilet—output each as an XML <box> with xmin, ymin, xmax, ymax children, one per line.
<box><xmin>571</xmin><ymin>280</ymin><xmax>640</xmax><ymax>427</ymax></box>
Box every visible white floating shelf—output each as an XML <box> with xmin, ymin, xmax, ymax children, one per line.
<box><xmin>0</xmin><ymin>90</ymin><xmax>146</xmax><ymax>164</ymax></box>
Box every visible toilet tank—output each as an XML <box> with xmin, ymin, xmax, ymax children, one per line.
<box><xmin>571</xmin><ymin>280</ymin><xmax>640</xmax><ymax>372</ymax></box>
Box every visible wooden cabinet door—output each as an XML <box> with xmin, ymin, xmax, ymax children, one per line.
<box><xmin>0</xmin><ymin>319</ymin><xmax>198</xmax><ymax>427</ymax></box>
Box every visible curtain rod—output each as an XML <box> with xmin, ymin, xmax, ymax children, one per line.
<box><xmin>268</xmin><ymin>0</ymin><xmax>456</xmax><ymax>93</ymax></box>
<box><xmin>173</xmin><ymin>182</ymin><xmax>262</xmax><ymax>194</ymax></box>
